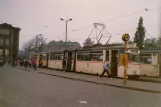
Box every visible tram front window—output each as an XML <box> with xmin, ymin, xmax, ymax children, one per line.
<box><xmin>128</xmin><ymin>54</ymin><xmax>140</xmax><ymax>63</ymax></box>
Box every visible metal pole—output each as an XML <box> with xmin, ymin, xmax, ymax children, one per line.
<box><xmin>41</xmin><ymin>44</ymin><xmax>43</xmax><ymax>52</ymax></box>
<box><xmin>65</xmin><ymin>21</ymin><xmax>68</xmax><ymax>42</ymax></box>
<box><xmin>124</xmin><ymin>41</ymin><xmax>127</xmax><ymax>84</ymax></box>
<box><xmin>28</xmin><ymin>48</ymin><xmax>29</xmax><ymax>59</ymax></box>
<box><xmin>36</xmin><ymin>35</ymin><xmax>38</xmax><ymax>53</ymax></box>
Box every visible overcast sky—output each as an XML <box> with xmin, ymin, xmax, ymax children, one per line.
<box><xmin>0</xmin><ymin>0</ymin><xmax>160</xmax><ymax>49</ymax></box>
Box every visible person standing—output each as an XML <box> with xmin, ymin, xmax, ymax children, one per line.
<box><xmin>28</xmin><ymin>60</ymin><xmax>32</xmax><ymax>68</ymax></box>
<box><xmin>100</xmin><ymin>59</ymin><xmax>112</xmax><ymax>79</ymax></box>
<box><xmin>33</xmin><ymin>58</ymin><xmax>37</xmax><ymax>70</ymax></box>
<box><xmin>8</xmin><ymin>60</ymin><xmax>10</xmax><ymax>65</ymax></box>
<box><xmin>14</xmin><ymin>60</ymin><xmax>17</xmax><ymax>67</ymax></box>
<box><xmin>62</xmin><ymin>58</ymin><xmax>66</xmax><ymax>71</ymax></box>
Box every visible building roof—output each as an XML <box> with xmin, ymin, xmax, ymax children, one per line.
<box><xmin>48</xmin><ymin>40</ymin><xmax>81</xmax><ymax>47</ymax></box>
<box><xmin>0</xmin><ymin>23</ymin><xmax>21</xmax><ymax>30</ymax></box>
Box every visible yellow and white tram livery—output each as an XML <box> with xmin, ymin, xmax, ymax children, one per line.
<box><xmin>30</xmin><ymin>43</ymin><xmax>141</xmax><ymax>79</ymax></box>
<box><xmin>75</xmin><ymin>44</ymin><xmax>140</xmax><ymax>78</ymax></box>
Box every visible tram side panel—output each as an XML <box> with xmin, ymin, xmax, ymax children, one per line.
<box><xmin>76</xmin><ymin>61</ymin><xmax>104</xmax><ymax>74</ymax></box>
<box><xmin>48</xmin><ymin>53</ymin><xmax>63</xmax><ymax>70</ymax></box>
<box><xmin>75</xmin><ymin>50</ymin><xmax>104</xmax><ymax>75</ymax></box>
<box><xmin>48</xmin><ymin>60</ymin><xmax>63</xmax><ymax>70</ymax></box>
<box><xmin>117</xmin><ymin>64</ymin><xmax>140</xmax><ymax>78</ymax></box>
<box><xmin>92</xmin><ymin>61</ymin><xmax>104</xmax><ymax>75</ymax></box>
<box><xmin>117</xmin><ymin>49</ymin><xmax>141</xmax><ymax>78</ymax></box>
<box><xmin>140</xmin><ymin>64</ymin><xmax>159</xmax><ymax>77</ymax></box>
<box><xmin>140</xmin><ymin>53</ymin><xmax>160</xmax><ymax>77</ymax></box>
<box><xmin>71</xmin><ymin>51</ymin><xmax>76</xmax><ymax>71</ymax></box>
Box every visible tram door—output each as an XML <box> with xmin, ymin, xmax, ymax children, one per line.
<box><xmin>39</xmin><ymin>54</ymin><xmax>43</xmax><ymax>67</ymax></box>
<box><xmin>46</xmin><ymin>54</ymin><xmax>49</xmax><ymax>68</ymax></box>
<box><xmin>66</xmin><ymin>52</ymin><xmax>73</xmax><ymax>71</ymax></box>
<box><xmin>111</xmin><ymin>50</ymin><xmax>118</xmax><ymax>77</ymax></box>
<box><xmin>73</xmin><ymin>51</ymin><xmax>77</xmax><ymax>72</ymax></box>
<box><xmin>63</xmin><ymin>51</ymin><xmax>67</xmax><ymax>70</ymax></box>
<box><xmin>158</xmin><ymin>54</ymin><xmax>161</xmax><ymax>77</ymax></box>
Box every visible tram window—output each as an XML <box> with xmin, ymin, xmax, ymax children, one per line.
<box><xmin>33</xmin><ymin>55</ymin><xmax>38</xmax><ymax>60</ymax></box>
<box><xmin>54</xmin><ymin>54</ymin><xmax>57</xmax><ymax>60</ymax></box>
<box><xmin>40</xmin><ymin>55</ymin><xmax>43</xmax><ymax>60</ymax></box>
<box><xmin>50</xmin><ymin>54</ymin><xmax>55</xmax><ymax>60</ymax></box>
<box><xmin>128</xmin><ymin>54</ymin><xmax>140</xmax><ymax>63</ymax></box>
<box><xmin>50</xmin><ymin>53</ymin><xmax>63</xmax><ymax>60</ymax></box>
<box><xmin>85</xmin><ymin>54</ymin><xmax>92</xmax><ymax>61</ymax></box>
<box><xmin>140</xmin><ymin>54</ymin><xmax>151</xmax><ymax>64</ymax></box>
<box><xmin>77</xmin><ymin>54</ymin><xmax>85</xmax><ymax>61</ymax></box>
<box><xmin>77</xmin><ymin>51</ymin><xmax>103</xmax><ymax>61</ymax></box>
<box><xmin>59</xmin><ymin>54</ymin><xmax>63</xmax><ymax>60</ymax></box>
<box><xmin>43</xmin><ymin>56</ymin><xmax>46</xmax><ymax>60</ymax></box>
<box><xmin>92</xmin><ymin>54</ymin><xmax>103</xmax><ymax>61</ymax></box>
<box><xmin>57</xmin><ymin>54</ymin><xmax>63</xmax><ymax>60</ymax></box>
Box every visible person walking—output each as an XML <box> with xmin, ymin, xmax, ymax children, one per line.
<box><xmin>24</xmin><ymin>60</ymin><xmax>28</xmax><ymax>70</ymax></box>
<box><xmin>0</xmin><ymin>58</ymin><xmax>3</xmax><ymax>67</ymax></box>
<box><xmin>100</xmin><ymin>59</ymin><xmax>112</xmax><ymax>79</ymax></box>
<box><xmin>14</xmin><ymin>60</ymin><xmax>17</xmax><ymax>67</ymax></box>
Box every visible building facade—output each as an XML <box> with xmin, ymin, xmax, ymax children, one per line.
<box><xmin>0</xmin><ymin>23</ymin><xmax>21</xmax><ymax>60</ymax></box>
<box><xmin>42</xmin><ymin>40</ymin><xmax>81</xmax><ymax>52</ymax></box>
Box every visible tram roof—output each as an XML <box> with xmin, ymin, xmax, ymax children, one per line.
<box><xmin>140</xmin><ymin>49</ymin><xmax>161</xmax><ymax>53</ymax></box>
<box><xmin>79</xmin><ymin>44</ymin><xmax>134</xmax><ymax>51</ymax></box>
<box><xmin>31</xmin><ymin>44</ymin><xmax>138</xmax><ymax>54</ymax></box>
<box><xmin>48</xmin><ymin>50</ymin><xmax>65</xmax><ymax>53</ymax></box>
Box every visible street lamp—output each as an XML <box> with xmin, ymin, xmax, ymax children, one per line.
<box><xmin>60</xmin><ymin>18</ymin><xmax>72</xmax><ymax>42</ymax></box>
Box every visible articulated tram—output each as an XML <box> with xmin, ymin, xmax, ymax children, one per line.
<box><xmin>30</xmin><ymin>44</ymin><xmax>141</xmax><ymax>78</ymax></box>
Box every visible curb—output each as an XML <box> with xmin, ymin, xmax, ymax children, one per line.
<box><xmin>138</xmin><ymin>79</ymin><xmax>161</xmax><ymax>84</ymax></box>
<box><xmin>38</xmin><ymin>72</ymin><xmax>161</xmax><ymax>94</ymax></box>
<box><xmin>17</xmin><ymin>67</ymin><xmax>161</xmax><ymax>94</ymax></box>
<box><xmin>40</xmin><ymin>68</ymin><xmax>161</xmax><ymax>84</ymax></box>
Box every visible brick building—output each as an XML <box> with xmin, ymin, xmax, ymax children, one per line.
<box><xmin>0</xmin><ymin>23</ymin><xmax>21</xmax><ymax>60</ymax></box>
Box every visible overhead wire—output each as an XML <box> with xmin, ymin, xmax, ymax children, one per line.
<box><xmin>72</xmin><ymin>7</ymin><xmax>160</xmax><ymax>32</ymax></box>
<box><xmin>145</xmin><ymin>30</ymin><xmax>153</xmax><ymax>39</ymax></box>
<box><xmin>121</xmin><ymin>0</ymin><xmax>149</xmax><ymax>11</ymax></box>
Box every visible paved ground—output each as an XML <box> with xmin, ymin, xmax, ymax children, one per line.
<box><xmin>140</xmin><ymin>76</ymin><xmax>161</xmax><ymax>83</ymax></box>
<box><xmin>1</xmin><ymin>65</ymin><xmax>161</xmax><ymax>107</ymax></box>
<box><xmin>27</xmin><ymin>67</ymin><xmax>161</xmax><ymax>93</ymax></box>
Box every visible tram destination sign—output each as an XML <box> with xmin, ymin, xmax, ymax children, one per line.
<box><xmin>127</xmin><ymin>49</ymin><xmax>140</xmax><ymax>54</ymax></box>
<box><xmin>127</xmin><ymin>43</ymin><xmax>137</xmax><ymax>48</ymax></box>
<box><xmin>0</xmin><ymin>29</ymin><xmax>10</xmax><ymax>35</ymax></box>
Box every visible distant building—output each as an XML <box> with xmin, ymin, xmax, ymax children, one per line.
<box><xmin>18</xmin><ymin>50</ymin><xmax>26</xmax><ymax>59</ymax></box>
<box><xmin>0</xmin><ymin>23</ymin><xmax>21</xmax><ymax>60</ymax></box>
<box><xmin>42</xmin><ymin>40</ymin><xmax>81</xmax><ymax>52</ymax></box>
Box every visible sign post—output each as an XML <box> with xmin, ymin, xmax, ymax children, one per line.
<box><xmin>122</xmin><ymin>34</ymin><xmax>130</xmax><ymax>84</ymax></box>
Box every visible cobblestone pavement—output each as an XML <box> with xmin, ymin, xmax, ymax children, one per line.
<box><xmin>0</xmin><ymin>65</ymin><xmax>161</xmax><ymax>107</ymax></box>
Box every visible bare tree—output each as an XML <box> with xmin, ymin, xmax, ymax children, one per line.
<box><xmin>22</xmin><ymin>34</ymin><xmax>47</xmax><ymax>52</ymax></box>
<box><xmin>83</xmin><ymin>38</ymin><xmax>94</xmax><ymax>47</ymax></box>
